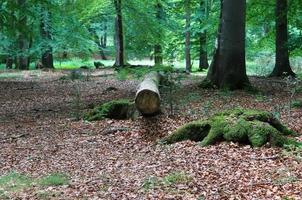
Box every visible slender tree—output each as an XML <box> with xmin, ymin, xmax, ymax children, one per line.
<box><xmin>199</xmin><ymin>0</ymin><xmax>209</xmax><ymax>71</ymax></box>
<box><xmin>270</xmin><ymin>0</ymin><xmax>295</xmax><ymax>77</ymax></box>
<box><xmin>114</xmin><ymin>0</ymin><xmax>125</xmax><ymax>67</ymax></box>
<box><xmin>185</xmin><ymin>0</ymin><xmax>191</xmax><ymax>72</ymax></box>
<box><xmin>100</xmin><ymin>21</ymin><xmax>108</xmax><ymax>60</ymax></box>
<box><xmin>205</xmin><ymin>0</ymin><xmax>249</xmax><ymax>90</ymax></box>
<box><xmin>40</xmin><ymin>4</ymin><xmax>54</xmax><ymax>69</ymax></box>
<box><xmin>154</xmin><ymin>1</ymin><xmax>163</xmax><ymax>65</ymax></box>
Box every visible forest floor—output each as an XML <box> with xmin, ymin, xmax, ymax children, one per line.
<box><xmin>0</xmin><ymin>69</ymin><xmax>302</xmax><ymax>200</ymax></box>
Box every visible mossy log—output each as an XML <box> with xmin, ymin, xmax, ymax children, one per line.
<box><xmin>84</xmin><ymin>99</ymin><xmax>135</xmax><ymax>121</ymax></box>
<box><xmin>162</xmin><ymin>109</ymin><xmax>301</xmax><ymax>148</ymax></box>
<box><xmin>135</xmin><ymin>71</ymin><xmax>161</xmax><ymax>116</ymax></box>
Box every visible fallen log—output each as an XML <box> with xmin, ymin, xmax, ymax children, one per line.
<box><xmin>135</xmin><ymin>71</ymin><xmax>161</xmax><ymax>116</ymax></box>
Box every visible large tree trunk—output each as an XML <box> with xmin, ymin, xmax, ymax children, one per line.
<box><xmin>206</xmin><ymin>0</ymin><xmax>249</xmax><ymax>90</ymax></box>
<box><xmin>154</xmin><ymin>1</ymin><xmax>163</xmax><ymax>65</ymax></box>
<box><xmin>185</xmin><ymin>0</ymin><xmax>191</xmax><ymax>73</ymax></box>
<box><xmin>135</xmin><ymin>72</ymin><xmax>161</xmax><ymax>116</ymax></box>
<box><xmin>270</xmin><ymin>0</ymin><xmax>295</xmax><ymax>77</ymax></box>
<box><xmin>40</xmin><ymin>5</ymin><xmax>54</xmax><ymax>69</ymax></box>
<box><xmin>199</xmin><ymin>0</ymin><xmax>209</xmax><ymax>71</ymax></box>
<box><xmin>16</xmin><ymin>0</ymin><xmax>29</xmax><ymax>70</ymax></box>
<box><xmin>114</xmin><ymin>0</ymin><xmax>125</xmax><ymax>67</ymax></box>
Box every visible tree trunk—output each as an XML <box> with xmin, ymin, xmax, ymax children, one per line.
<box><xmin>185</xmin><ymin>0</ymin><xmax>191</xmax><ymax>73</ymax></box>
<box><xmin>199</xmin><ymin>0</ymin><xmax>209</xmax><ymax>71</ymax></box>
<box><xmin>135</xmin><ymin>72</ymin><xmax>161</xmax><ymax>116</ymax></box>
<box><xmin>17</xmin><ymin>35</ymin><xmax>29</xmax><ymax>70</ymax></box>
<box><xmin>199</xmin><ymin>32</ymin><xmax>209</xmax><ymax>70</ymax></box>
<box><xmin>206</xmin><ymin>0</ymin><xmax>249</xmax><ymax>90</ymax></box>
<box><xmin>100</xmin><ymin>21</ymin><xmax>108</xmax><ymax>60</ymax></box>
<box><xmin>154</xmin><ymin>1</ymin><xmax>163</xmax><ymax>65</ymax></box>
<box><xmin>270</xmin><ymin>0</ymin><xmax>295</xmax><ymax>77</ymax></box>
<box><xmin>40</xmin><ymin>5</ymin><xmax>54</xmax><ymax>69</ymax></box>
<box><xmin>16</xmin><ymin>0</ymin><xmax>29</xmax><ymax>70</ymax></box>
<box><xmin>6</xmin><ymin>57</ymin><xmax>13</xmax><ymax>69</ymax></box>
<box><xmin>114</xmin><ymin>0</ymin><xmax>125</xmax><ymax>67</ymax></box>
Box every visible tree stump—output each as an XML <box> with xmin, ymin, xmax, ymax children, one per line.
<box><xmin>162</xmin><ymin>109</ymin><xmax>301</xmax><ymax>148</ymax></box>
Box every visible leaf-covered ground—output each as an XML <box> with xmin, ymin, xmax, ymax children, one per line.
<box><xmin>0</xmin><ymin>70</ymin><xmax>302</xmax><ymax>199</ymax></box>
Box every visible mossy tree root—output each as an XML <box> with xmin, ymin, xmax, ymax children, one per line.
<box><xmin>84</xmin><ymin>99</ymin><xmax>136</xmax><ymax>121</ymax></box>
<box><xmin>162</xmin><ymin>109</ymin><xmax>301</xmax><ymax>148</ymax></box>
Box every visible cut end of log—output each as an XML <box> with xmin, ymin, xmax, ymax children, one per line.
<box><xmin>135</xmin><ymin>90</ymin><xmax>160</xmax><ymax>116</ymax></box>
<box><xmin>135</xmin><ymin>72</ymin><xmax>161</xmax><ymax>116</ymax></box>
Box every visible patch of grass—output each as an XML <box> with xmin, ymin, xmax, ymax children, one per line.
<box><xmin>38</xmin><ymin>173</ymin><xmax>69</xmax><ymax>187</ymax></box>
<box><xmin>0</xmin><ymin>72</ymin><xmax>23</xmax><ymax>80</ymax></box>
<box><xmin>0</xmin><ymin>172</ymin><xmax>33</xmax><ymax>192</ymax></box>
<box><xmin>282</xmin><ymin>144</ymin><xmax>302</xmax><ymax>161</ymax></box>
<box><xmin>142</xmin><ymin>171</ymin><xmax>192</xmax><ymax>192</ymax></box>
<box><xmin>142</xmin><ymin>176</ymin><xmax>160</xmax><ymax>191</ymax></box>
<box><xmin>162</xmin><ymin>171</ymin><xmax>191</xmax><ymax>186</ymax></box>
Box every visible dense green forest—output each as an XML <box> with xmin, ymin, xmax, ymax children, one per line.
<box><xmin>0</xmin><ymin>0</ymin><xmax>302</xmax><ymax>199</ymax></box>
<box><xmin>0</xmin><ymin>0</ymin><xmax>301</xmax><ymax>77</ymax></box>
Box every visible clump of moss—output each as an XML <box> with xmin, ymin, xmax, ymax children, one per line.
<box><xmin>291</xmin><ymin>100</ymin><xmax>302</xmax><ymax>108</ymax></box>
<box><xmin>162</xmin><ymin>109</ymin><xmax>301</xmax><ymax>148</ymax></box>
<box><xmin>84</xmin><ymin>99</ymin><xmax>136</xmax><ymax>121</ymax></box>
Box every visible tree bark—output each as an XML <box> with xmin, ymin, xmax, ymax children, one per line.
<box><xmin>135</xmin><ymin>72</ymin><xmax>161</xmax><ymax>116</ymax></box>
<box><xmin>270</xmin><ymin>0</ymin><xmax>295</xmax><ymax>77</ymax></box>
<box><xmin>114</xmin><ymin>0</ymin><xmax>125</xmax><ymax>67</ymax></box>
<box><xmin>16</xmin><ymin>0</ymin><xmax>29</xmax><ymax>70</ymax></box>
<box><xmin>199</xmin><ymin>0</ymin><xmax>209</xmax><ymax>71</ymax></box>
<box><xmin>6</xmin><ymin>57</ymin><xmax>13</xmax><ymax>69</ymax></box>
<box><xmin>185</xmin><ymin>0</ymin><xmax>191</xmax><ymax>73</ymax></box>
<box><xmin>154</xmin><ymin>1</ymin><xmax>163</xmax><ymax>65</ymax></box>
<box><xmin>206</xmin><ymin>0</ymin><xmax>249</xmax><ymax>90</ymax></box>
<box><xmin>100</xmin><ymin>21</ymin><xmax>108</xmax><ymax>60</ymax></box>
<box><xmin>40</xmin><ymin>5</ymin><xmax>54</xmax><ymax>69</ymax></box>
<box><xmin>199</xmin><ymin>32</ymin><xmax>209</xmax><ymax>70</ymax></box>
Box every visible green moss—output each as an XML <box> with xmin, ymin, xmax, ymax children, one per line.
<box><xmin>223</xmin><ymin>118</ymin><xmax>250</xmax><ymax>143</ymax></box>
<box><xmin>162</xmin><ymin>121</ymin><xmax>210</xmax><ymax>144</ymax></box>
<box><xmin>200</xmin><ymin>116</ymin><xmax>227</xmax><ymax>146</ymax></box>
<box><xmin>162</xmin><ymin>109</ymin><xmax>301</xmax><ymax>148</ymax></box>
<box><xmin>248</xmin><ymin>121</ymin><xmax>271</xmax><ymax>147</ymax></box>
<box><xmin>84</xmin><ymin>99</ymin><xmax>135</xmax><ymax>121</ymax></box>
